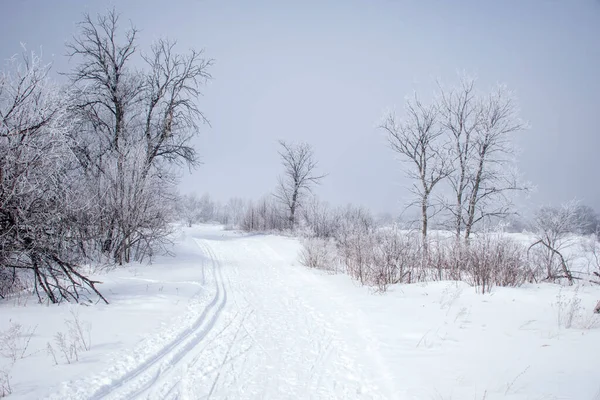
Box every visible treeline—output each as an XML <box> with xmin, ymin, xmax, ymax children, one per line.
<box><xmin>186</xmin><ymin>189</ymin><xmax>600</xmax><ymax>294</ymax></box>
<box><xmin>0</xmin><ymin>10</ymin><xmax>211</xmax><ymax>303</ymax></box>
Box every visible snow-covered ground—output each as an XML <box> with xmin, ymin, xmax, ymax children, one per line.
<box><xmin>1</xmin><ymin>225</ymin><xmax>599</xmax><ymax>399</ymax></box>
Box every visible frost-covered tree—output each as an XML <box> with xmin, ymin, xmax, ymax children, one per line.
<box><xmin>0</xmin><ymin>50</ymin><xmax>107</xmax><ymax>303</ymax></box>
<box><xmin>179</xmin><ymin>193</ymin><xmax>201</xmax><ymax>227</ymax></box>
<box><xmin>66</xmin><ymin>9</ymin><xmax>212</xmax><ymax>264</ymax></box>
<box><xmin>573</xmin><ymin>204</ymin><xmax>599</xmax><ymax>235</ymax></box>
<box><xmin>381</xmin><ymin>95</ymin><xmax>451</xmax><ymax>242</ymax></box>
<box><xmin>438</xmin><ymin>77</ymin><xmax>528</xmax><ymax>240</ymax></box>
<box><xmin>197</xmin><ymin>193</ymin><xmax>216</xmax><ymax>222</ymax></box>
<box><xmin>220</xmin><ymin>197</ymin><xmax>247</xmax><ymax>228</ymax></box>
<box><xmin>530</xmin><ymin>201</ymin><xmax>584</xmax><ymax>284</ymax></box>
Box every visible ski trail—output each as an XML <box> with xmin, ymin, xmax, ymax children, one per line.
<box><xmin>86</xmin><ymin>238</ymin><xmax>227</xmax><ymax>400</ymax></box>
<box><xmin>50</xmin><ymin>227</ymin><xmax>398</xmax><ymax>399</ymax></box>
<box><xmin>138</xmin><ymin>239</ymin><xmax>231</xmax><ymax>400</ymax></box>
<box><xmin>194</xmin><ymin>236</ymin><xmax>390</xmax><ymax>399</ymax></box>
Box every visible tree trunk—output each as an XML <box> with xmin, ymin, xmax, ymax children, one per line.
<box><xmin>465</xmin><ymin>150</ymin><xmax>486</xmax><ymax>240</ymax></box>
<box><xmin>421</xmin><ymin>195</ymin><xmax>428</xmax><ymax>242</ymax></box>
<box><xmin>289</xmin><ymin>187</ymin><xmax>298</xmax><ymax>230</ymax></box>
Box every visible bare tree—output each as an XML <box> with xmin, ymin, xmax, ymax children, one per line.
<box><xmin>241</xmin><ymin>196</ymin><xmax>285</xmax><ymax>232</ymax></box>
<box><xmin>274</xmin><ymin>141</ymin><xmax>326</xmax><ymax>230</ymax></box>
<box><xmin>380</xmin><ymin>95</ymin><xmax>451</xmax><ymax>242</ymax></box>
<box><xmin>439</xmin><ymin>77</ymin><xmax>528</xmax><ymax>240</ymax></box>
<box><xmin>463</xmin><ymin>84</ymin><xmax>528</xmax><ymax>239</ymax></box>
<box><xmin>438</xmin><ymin>78</ymin><xmax>478</xmax><ymax>238</ymax></box>
<box><xmin>66</xmin><ymin>9</ymin><xmax>212</xmax><ymax>264</ymax></box>
<box><xmin>141</xmin><ymin>38</ymin><xmax>212</xmax><ymax>175</ymax></box>
<box><xmin>178</xmin><ymin>193</ymin><xmax>201</xmax><ymax>227</ymax></box>
<box><xmin>219</xmin><ymin>197</ymin><xmax>246</xmax><ymax>228</ymax></box>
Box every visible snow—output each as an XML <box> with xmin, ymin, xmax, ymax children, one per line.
<box><xmin>1</xmin><ymin>225</ymin><xmax>599</xmax><ymax>399</ymax></box>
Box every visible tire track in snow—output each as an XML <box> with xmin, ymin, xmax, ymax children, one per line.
<box><xmin>87</xmin><ymin>237</ymin><xmax>227</xmax><ymax>400</ymax></box>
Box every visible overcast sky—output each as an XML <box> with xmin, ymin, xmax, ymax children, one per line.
<box><xmin>1</xmin><ymin>0</ymin><xmax>599</xmax><ymax>215</ymax></box>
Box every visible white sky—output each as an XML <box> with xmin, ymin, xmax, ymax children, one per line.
<box><xmin>1</xmin><ymin>0</ymin><xmax>599</xmax><ymax>214</ymax></box>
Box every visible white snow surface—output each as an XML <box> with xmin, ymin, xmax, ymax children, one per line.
<box><xmin>1</xmin><ymin>225</ymin><xmax>599</xmax><ymax>399</ymax></box>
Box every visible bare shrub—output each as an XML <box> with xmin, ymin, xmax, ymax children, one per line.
<box><xmin>340</xmin><ymin>232</ymin><xmax>374</xmax><ymax>285</ymax></box>
<box><xmin>418</xmin><ymin>233</ymin><xmax>530</xmax><ymax>293</ymax></box>
<box><xmin>424</xmin><ymin>236</ymin><xmax>465</xmax><ymax>282</ymax></box>
<box><xmin>334</xmin><ymin>206</ymin><xmax>376</xmax><ymax>285</ymax></box>
<box><xmin>299</xmin><ymin>238</ymin><xmax>336</xmax><ymax>271</ymax></box>
<box><xmin>0</xmin><ymin>368</ymin><xmax>11</xmax><ymax>398</ymax></box>
<box><xmin>583</xmin><ymin>236</ymin><xmax>600</xmax><ymax>284</ymax></box>
<box><xmin>556</xmin><ymin>287</ymin><xmax>599</xmax><ymax>330</ymax></box>
<box><xmin>369</xmin><ymin>229</ymin><xmax>424</xmax><ymax>291</ymax></box>
<box><xmin>0</xmin><ymin>322</ymin><xmax>37</xmax><ymax>362</ymax></box>
<box><xmin>297</xmin><ymin>203</ymin><xmax>535</xmax><ymax>295</ymax></box>
<box><xmin>52</xmin><ymin>309</ymin><xmax>92</xmax><ymax>364</ymax></box>
<box><xmin>464</xmin><ymin>234</ymin><xmax>529</xmax><ymax>294</ymax></box>
<box><xmin>333</xmin><ymin>224</ymin><xmax>429</xmax><ymax>291</ymax></box>
<box><xmin>67</xmin><ymin>309</ymin><xmax>92</xmax><ymax>351</ymax></box>
<box><xmin>530</xmin><ymin>201</ymin><xmax>584</xmax><ymax>284</ymax></box>
<box><xmin>54</xmin><ymin>331</ymin><xmax>78</xmax><ymax>364</ymax></box>
<box><xmin>46</xmin><ymin>342</ymin><xmax>58</xmax><ymax>366</ymax></box>
<box><xmin>301</xmin><ymin>197</ymin><xmax>338</xmax><ymax>239</ymax></box>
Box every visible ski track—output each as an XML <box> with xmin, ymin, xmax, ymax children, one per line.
<box><xmin>85</xmin><ymin>238</ymin><xmax>227</xmax><ymax>400</ymax></box>
<box><xmin>137</xmin><ymin>240</ymin><xmax>233</xmax><ymax>400</ymax></box>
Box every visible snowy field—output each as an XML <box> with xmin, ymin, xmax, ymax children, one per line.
<box><xmin>1</xmin><ymin>225</ymin><xmax>599</xmax><ymax>400</ymax></box>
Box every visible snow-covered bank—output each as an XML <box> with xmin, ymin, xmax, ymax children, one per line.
<box><xmin>0</xmin><ymin>225</ymin><xmax>599</xmax><ymax>399</ymax></box>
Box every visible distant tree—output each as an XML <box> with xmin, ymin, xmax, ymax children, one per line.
<box><xmin>274</xmin><ymin>141</ymin><xmax>326</xmax><ymax>230</ymax></box>
<box><xmin>217</xmin><ymin>197</ymin><xmax>246</xmax><ymax>228</ymax></box>
<box><xmin>573</xmin><ymin>204</ymin><xmax>599</xmax><ymax>235</ymax></box>
<box><xmin>301</xmin><ymin>196</ymin><xmax>338</xmax><ymax>238</ymax></box>
<box><xmin>179</xmin><ymin>193</ymin><xmax>201</xmax><ymax>227</ymax></box>
<box><xmin>241</xmin><ymin>196</ymin><xmax>285</xmax><ymax>232</ymax></box>
<box><xmin>197</xmin><ymin>193</ymin><xmax>215</xmax><ymax>222</ymax></box>
<box><xmin>380</xmin><ymin>95</ymin><xmax>451</xmax><ymax>243</ymax></box>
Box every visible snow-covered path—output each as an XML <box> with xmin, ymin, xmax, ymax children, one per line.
<box><xmin>5</xmin><ymin>225</ymin><xmax>598</xmax><ymax>399</ymax></box>
<box><xmin>194</xmin><ymin>235</ymin><xmax>394</xmax><ymax>400</ymax></box>
<box><xmin>139</xmin><ymin>231</ymin><xmax>394</xmax><ymax>399</ymax></box>
<box><xmin>51</xmin><ymin>226</ymin><xmax>394</xmax><ymax>400</ymax></box>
